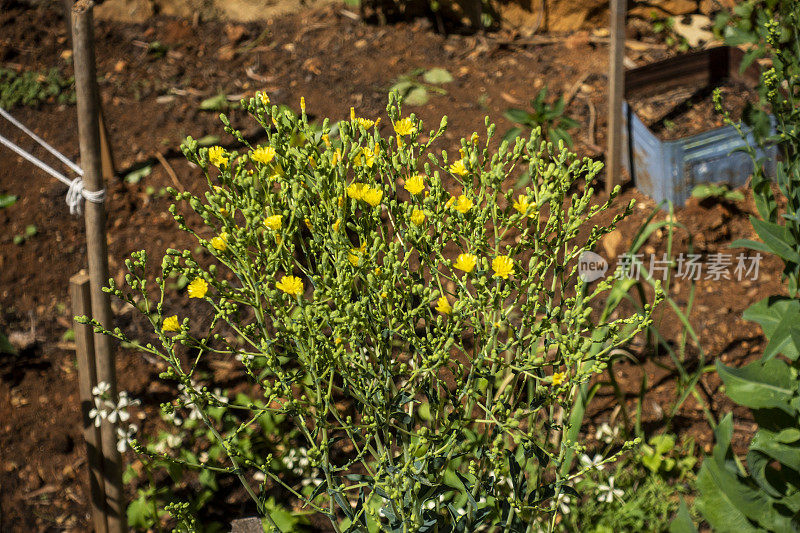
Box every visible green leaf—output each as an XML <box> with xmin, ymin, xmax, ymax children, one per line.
<box><xmin>743</xmin><ymin>296</ymin><xmax>800</xmax><ymax>360</ymax></box>
<box><xmin>196</xmin><ymin>134</ymin><xmax>221</xmax><ymax>146</ymax></box>
<box><xmin>695</xmin><ymin>460</ymin><xmax>760</xmax><ymax>533</ymax></box>
<box><xmin>127</xmin><ymin>493</ymin><xmax>155</xmax><ymax>529</ymax></box>
<box><xmin>503</xmin><ymin>108</ymin><xmax>533</xmax><ymax>125</ymax></box>
<box><xmin>750</xmin><ymin>217</ymin><xmax>800</xmax><ymax>264</ymax></box>
<box><xmin>0</xmin><ymin>194</ymin><xmax>17</xmax><ymax>208</ymax></box>
<box><xmin>125</xmin><ymin>164</ymin><xmax>153</xmax><ymax>184</ymax></box>
<box><xmin>422</xmin><ymin>68</ymin><xmax>453</xmax><ymax>84</ymax></box>
<box><xmin>668</xmin><ymin>497</ymin><xmax>698</xmax><ymax>533</ymax></box>
<box><xmin>717</xmin><ymin>359</ymin><xmax>795</xmax><ymax>413</ymax></box>
<box><xmin>0</xmin><ymin>330</ymin><xmax>17</xmax><ymax>355</ymax></box>
<box><xmin>404</xmin><ymin>86</ymin><xmax>429</xmax><ymax>106</ymax></box>
<box><xmin>501</xmin><ymin>126</ymin><xmax>524</xmax><ymax>144</ymax></box>
<box><xmin>199</xmin><ymin>93</ymin><xmax>229</xmax><ymax>111</ymax></box>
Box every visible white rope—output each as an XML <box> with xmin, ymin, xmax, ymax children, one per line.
<box><xmin>0</xmin><ymin>107</ymin><xmax>83</xmax><ymax>176</ymax></box>
<box><xmin>0</xmin><ymin>108</ymin><xmax>104</xmax><ymax>215</ymax></box>
<box><xmin>0</xmin><ymin>131</ymin><xmax>104</xmax><ymax>215</ymax></box>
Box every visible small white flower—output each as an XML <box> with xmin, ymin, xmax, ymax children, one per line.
<box><xmin>253</xmin><ymin>471</ymin><xmax>266</xmax><ymax>482</ymax></box>
<box><xmin>88</xmin><ymin>404</ymin><xmax>107</xmax><ymax>427</ymax></box>
<box><xmin>595</xmin><ymin>423</ymin><xmax>620</xmax><ymax>444</ymax></box>
<box><xmin>165</xmin><ymin>434</ymin><xmax>182</xmax><ymax>448</ymax></box>
<box><xmin>115</xmin><ymin>424</ymin><xmax>137</xmax><ymax>453</ymax></box>
<box><xmin>92</xmin><ymin>381</ymin><xmax>110</xmax><ymax>397</ymax></box>
<box><xmin>199</xmin><ymin>452</ymin><xmax>210</xmax><ymax>463</ymax></box>
<box><xmin>597</xmin><ymin>476</ymin><xmax>624</xmax><ymax>503</ymax></box>
<box><xmin>557</xmin><ymin>493</ymin><xmax>571</xmax><ymax>515</ymax></box>
<box><xmin>580</xmin><ymin>453</ymin><xmax>605</xmax><ymax>471</ymax></box>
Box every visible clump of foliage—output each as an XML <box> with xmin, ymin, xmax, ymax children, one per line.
<box><xmin>0</xmin><ymin>67</ymin><xmax>75</xmax><ymax>108</ymax></box>
<box><xmin>685</xmin><ymin>6</ymin><xmax>800</xmax><ymax>532</ymax></box>
<box><xmin>86</xmin><ymin>91</ymin><xmax>657</xmax><ymax>532</ymax></box>
<box><xmin>502</xmin><ymin>88</ymin><xmax>580</xmax><ymax>149</ymax></box>
<box><xmin>389</xmin><ymin>67</ymin><xmax>454</xmax><ymax>107</ymax></box>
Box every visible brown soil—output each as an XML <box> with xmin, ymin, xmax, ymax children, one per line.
<box><xmin>0</xmin><ymin>1</ymin><xmax>781</xmax><ymax>531</ymax></box>
<box><xmin>629</xmin><ymin>79</ymin><xmax>762</xmax><ymax>141</ymax></box>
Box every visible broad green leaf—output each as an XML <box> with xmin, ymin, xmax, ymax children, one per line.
<box><xmin>729</xmin><ymin>238</ymin><xmax>773</xmax><ymax>254</ymax></box>
<box><xmin>743</xmin><ymin>296</ymin><xmax>800</xmax><ymax>360</ymax></box>
<box><xmin>422</xmin><ymin>68</ymin><xmax>453</xmax><ymax>84</ymax></box>
<box><xmin>404</xmin><ymin>86</ymin><xmax>429</xmax><ymax>106</ymax></box>
<box><xmin>717</xmin><ymin>359</ymin><xmax>795</xmax><ymax>413</ymax></box>
<box><xmin>668</xmin><ymin>497</ymin><xmax>698</xmax><ymax>533</ymax></box>
<box><xmin>750</xmin><ymin>217</ymin><xmax>800</xmax><ymax>264</ymax></box>
<box><xmin>503</xmin><ymin>108</ymin><xmax>533</xmax><ymax>125</ymax></box>
<box><xmin>695</xmin><ymin>460</ymin><xmax>760</xmax><ymax>533</ymax></box>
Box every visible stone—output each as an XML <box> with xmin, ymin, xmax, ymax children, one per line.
<box><xmin>94</xmin><ymin>0</ymin><xmax>154</xmax><ymax>23</ymax></box>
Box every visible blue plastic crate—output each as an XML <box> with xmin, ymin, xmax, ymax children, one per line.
<box><xmin>620</xmin><ymin>47</ymin><xmax>776</xmax><ymax>206</ymax></box>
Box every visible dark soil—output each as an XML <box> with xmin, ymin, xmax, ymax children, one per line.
<box><xmin>629</xmin><ymin>80</ymin><xmax>762</xmax><ymax>141</ymax></box>
<box><xmin>0</xmin><ymin>1</ymin><xmax>783</xmax><ymax>531</ymax></box>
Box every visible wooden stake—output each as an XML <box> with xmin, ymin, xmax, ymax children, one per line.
<box><xmin>606</xmin><ymin>0</ymin><xmax>626</xmax><ymax>195</ymax></box>
<box><xmin>71</xmin><ymin>272</ymin><xmax>109</xmax><ymax>533</ymax></box>
<box><xmin>71</xmin><ymin>3</ymin><xmax>125</xmax><ymax>531</ymax></box>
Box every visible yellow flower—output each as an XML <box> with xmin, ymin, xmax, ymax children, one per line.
<box><xmin>453</xmin><ymin>253</ymin><xmax>477</xmax><ymax>273</ymax></box>
<box><xmin>362</xmin><ymin>186</ymin><xmax>383</xmax><ymax>207</ymax></box>
<box><xmin>471</xmin><ymin>132</ymin><xmax>479</xmax><ymax>145</ymax></box>
<box><xmin>210</xmin><ymin>232</ymin><xmax>228</xmax><ymax>251</ymax></box>
<box><xmin>348</xmin><ymin>242</ymin><xmax>366</xmax><ymax>267</ymax></box>
<box><xmin>300</xmin><ymin>96</ymin><xmax>306</xmax><ymax>114</ymax></box>
<box><xmin>454</xmin><ymin>194</ymin><xmax>473</xmax><ymax>214</ymax></box>
<box><xmin>258</xmin><ymin>92</ymin><xmax>270</xmax><ymax>106</ymax></box>
<box><xmin>252</xmin><ymin>146</ymin><xmax>276</xmax><ymax>165</ymax></box>
<box><xmin>208</xmin><ymin>146</ymin><xmax>228</xmax><ymax>168</ymax></box>
<box><xmin>512</xmin><ymin>194</ymin><xmax>532</xmax><ymax>217</ymax></box>
<box><xmin>435</xmin><ymin>296</ymin><xmax>452</xmax><ymax>314</ymax></box>
<box><xmin>331</xmin><ymin>148</ymin><xmax>341</xmax><ymax>166</ymax></box>
<box><xmin>394</xmin><ymin>117</ymin><xmax>416</xmax><ymax>136</ymax></box>
<box><xmin>354</xmin><ymin>146</ymin><xmax>376</xmax><ymax>168</ymax></box>
<box><xmin>304</xmin><ymin>218</ymin><xmax>313</xmax><ymax>230</ymax></box>
<box><xmin>404</xmin><ymin>175</ymin><xmax>425</xmax><ymax>195</ymax></box>
<box><xmin>410</xmin><ymin>208</ymin><xmax>425</xmax><ymax>226</ymax></box>
<box><xmin>187</xmin><ymin>278</ymin><xmax>209</xmax><ymax>299</ymax></box>
<box><xmin>552</xmin><ymin>372</ymin><xmax>566</xmax><ymax>387</ymax></box>
<box><xmin>332</xmin><ymin>218</ymin><xmax>341</xmax><ymax>232</ymax></box>
<box><xmin>492</xmin><ymin>255</ymin><xmax>514</xmax><ymax>279</ymax></box>
<box><xmin>449</xmin><ymin>159</ymin><xmax>468</xmax><ymax>176</ymax></box>
<box><xmin>356</xmin><ymin>117</ymin><xmax>375</xmax><ymax>129</ymax></box>
<box><xmin>347</xmin><ymin>183</ymin><xmax>366</xmax><ymax>201</ymax></box>
<box><xmin>264</xmin><ymin>214</ymin><xmax>283</xmax><ymax>230</ymax></box>
<box><xmin>276</xmin><ymin>275</ymin><xmax>303</xmax><ymax>296</ymax></box>
<box><xmin>444</xmin><ymin>196</ymin><xmax>455</xmax><ymax>210</ymax></box>
<box><xmin>162</xmin><ymin>315</ymin><xmax>180</xmax><ymax>332</ymax></box>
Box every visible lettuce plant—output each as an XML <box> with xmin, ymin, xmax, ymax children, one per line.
<box><xmin>86</xmin><ymin>92</ymin><xmax>655</xmax><ymax>532</ymax></box>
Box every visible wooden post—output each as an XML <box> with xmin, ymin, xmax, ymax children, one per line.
<box><xmin>71</xmin><ymin>272</ymin><xmax>109</xmax><ymax>533</ymax></box>
<box><xmin>606</xmin><ymin>0</ymin><xmax>626</xmax><ymax>195</ymax></box>
<box><xmin>71</xmin><ymin>3</ymin><xmax>125</xmax><ymax>532</ymax></box>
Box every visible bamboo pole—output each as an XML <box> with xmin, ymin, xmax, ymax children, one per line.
<box><xmin>71</xmin><ymin>272</ymin><xmax>109</xmax><ymax>533</ymax></box>
<box><xmin>71</xmin><ymin>3</ymin><xmax>125</xmax><ymax>531</ymax></box>
<box><xmin>606</xmin><ymin>0</ymin><xmax>626</xmax><ymax>195</ymax></box>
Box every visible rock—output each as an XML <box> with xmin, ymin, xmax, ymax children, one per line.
<box><xmin>94</xmin><ymin>0</ymin><xmax>154</xmax><ymax>23</ymax></box>
<box><xmin>672</xmin><ymin>14</ymin><xmax>713</xmax><ymax>47</ymax></box>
